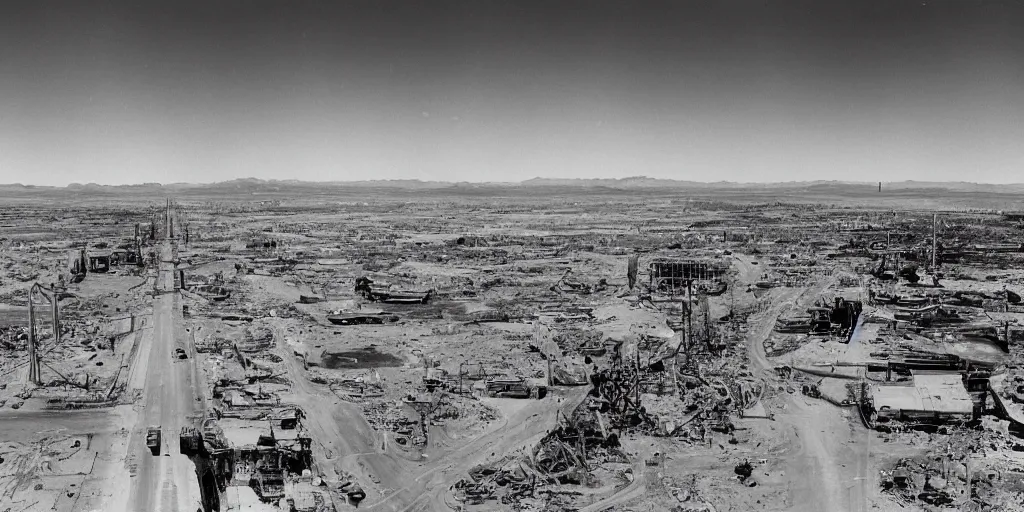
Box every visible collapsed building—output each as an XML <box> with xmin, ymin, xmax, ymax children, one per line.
<box><xmin>15</xmin><ymin>195</ymin><xmax>1024</xmax><ymax>512</ymax></box>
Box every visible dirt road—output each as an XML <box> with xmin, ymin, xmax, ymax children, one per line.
<box><xmin>783</xmin><ymin>398</ymin><xmax>852</xmax><ymax>512</ymax></box>
<box><xmin>733</xmin><ymin>253</ymin><xmax>866</xmax><ymax>512</ymax></box>
<box><xmin>577</xmin><ymin>462</ymin><xmax>647</xmax><ymax>512</ymax></box>
<box><xmin>273</xmin><ymin>321</ymin><xmax>588</xmax><ymax>512</ymax></box>
<box><xmin>374</xmin><ymin>388</ymin><xmax>588</xmax><ymax>512</ymax></box>
<box><xmin>0</xmin><ymin>408</ymin><xmax>116</xmax><ymax>441</ymax></box>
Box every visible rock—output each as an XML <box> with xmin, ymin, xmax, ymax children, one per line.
<box><xmin>953</xmin><ymin>463</ymin><xmax>968</xmax><ymax>481</ymax></box>
<box><xmin>909</xmin><ymin>472</ymin><xmax>927</xmax><ymax>489</ymax></box>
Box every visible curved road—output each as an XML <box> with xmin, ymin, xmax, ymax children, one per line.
<box><xmin>733</xmin><ymin>253</ymin><xmax>868</xmax><ymax>512</ymax></box>
<box><xmin>577</xmin><ymin>462</ymin><xmax>647</xmax><ymax>512</ymax></box>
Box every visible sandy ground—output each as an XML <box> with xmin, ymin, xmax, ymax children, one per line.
<box><xmin>0</xmin><ymin>406</ymin><xmax>134</xmax><ymax>512</ymax></box>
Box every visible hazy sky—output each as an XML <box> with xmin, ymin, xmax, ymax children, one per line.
<box><xmin>1</xmin><ymin>1</ymin><xmax>1022</xmax><ymax>186</ymax></box>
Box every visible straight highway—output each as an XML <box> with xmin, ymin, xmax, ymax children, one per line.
<box><xmin>125</xmin><ymin>204</ymin><xmax>204</xmax><ymax>512</ymax></box>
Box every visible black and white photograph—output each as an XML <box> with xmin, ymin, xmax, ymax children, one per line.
<box><xmin>1</xmin><ymin>1</ymin><xmax>1023</xmax><ymax>511</ymax></box>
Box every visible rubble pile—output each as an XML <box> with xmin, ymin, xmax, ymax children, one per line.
<box><xmin>880</xmin><ymin>424</ymin><xmax>1024</xmax><ymax>510</ymax></box>
<box><xmin>10</xmin><ymin>189</ymin><xmax>1024</xmax><ymax>511</ymax></box>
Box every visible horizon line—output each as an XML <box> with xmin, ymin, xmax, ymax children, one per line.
<box><xmin>3</xmin><ymin>176</ymin><xmax>1023</xmax><ymax>188</ymax></box>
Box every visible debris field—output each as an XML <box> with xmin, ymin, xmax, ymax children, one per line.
<box><xmin>2</xmin><ymin>186</ymin><xmax>1024</xmax><ymax>512</ymax></box>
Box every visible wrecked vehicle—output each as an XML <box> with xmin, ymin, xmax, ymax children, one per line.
<box><xmin>147</xmin><ymin>426</ymin><xmax>162</xmax><ymax>455</ymax></box>
<box><xmin>327</xmin><ymin>312</ymin><xmax>399</xmax><ymax>325</ymax></box>
<box><xmin>355</xmin><ymin>276</ymin><xmax>433</xmax><ymax>304</ymax></box>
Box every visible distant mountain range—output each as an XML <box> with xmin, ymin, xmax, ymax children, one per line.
<box><xmin>519</xmin><ymin>177</ymin><xmax>1024</xmax><ymax>192</ymax></box>
<box><xmin>2</xmin><ymin>177</ymin><xmax>1024</xmax><ymax>194</ymax></box>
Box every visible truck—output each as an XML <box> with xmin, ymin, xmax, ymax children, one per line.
<box><xmin>485</xmin><ymin>378</ymin><xmax>547</xmax><ymax>399</ymax></box>
<box><xmin>146</xmin><ymin>426</ymin><xmax>162</xmax><ymax>455</ymax></box>
<box><xmin>179</xmin><ymin>426</ymin><xmax>202</xmax><ymax>456</ymax></box>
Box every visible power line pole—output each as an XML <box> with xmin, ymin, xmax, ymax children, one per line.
<box><xmin>27</xmin><ymin>292</ymin><xmax>38</xmax><ymax>384</ymax></box>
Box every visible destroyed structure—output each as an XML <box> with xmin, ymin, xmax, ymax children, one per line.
<box><xmin>3</xmin><ymin>194</ymin><xmax>1024</xmax><ymax>512</ymax></box>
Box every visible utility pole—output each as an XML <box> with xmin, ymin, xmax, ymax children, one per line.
<box><xmin>686</xmin><ymin>279</ymin><xmax>693</xmax><ymax>344</ymax></box>
<box><xmin>27</xmin><ymin>292</ymin><xmax>38</xmax><ymax>384</ymax></box>
<box><xmin>702</xmin><ymin>291</ymin><xmax>710</xmax><ymax>344</ymax></box>
<box><xmin>932</xmin><ymin>213</ymin><xmax>938</xmax><ymax>272</ymax></box>
<box><xmin>50</xmin><ymin>286</ymin><xmax>59</xmax><ymax>347</ymax></box>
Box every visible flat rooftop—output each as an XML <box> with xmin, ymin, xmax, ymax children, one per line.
<box><xmin>223</xmin><ymin>485</ymin><xmax>279</xmax><ymax>511</ymax></box>
<box><xmin>872</xmin><ymin>371</ymin><xmax>973</xmax><ymax>415</ymax></box>
<box><xmin>219</xmin><ymin>418</ymin><xmax>301</xmax><ymax>448</ymax></box>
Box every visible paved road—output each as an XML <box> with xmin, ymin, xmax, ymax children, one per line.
<box><xmin>125</xmin><ymin>210</ymin><xmax>203</xmax><ymax>512</ymax></box>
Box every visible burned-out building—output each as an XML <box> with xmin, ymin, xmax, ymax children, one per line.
<box><xmin>88</xmin><ymin>252</ymin><xmax>110</xmax><ymax>273</ymax></box>
<box><xmin>648</xmin><ymin>258</ymin><xmax>729</xmax><ymax>294</ymax></box>
<box><xmin>213</xmin><ymin>419</ymin><xmax>315</xmax><ymax>507</ymax></box>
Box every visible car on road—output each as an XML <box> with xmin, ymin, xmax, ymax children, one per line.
<box><xmin>174</xmin><ymin>347</ymin><xmax>188</xmax><ymax>359</ymax></box>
